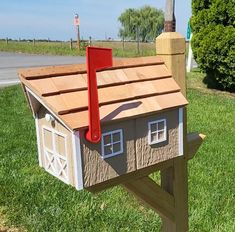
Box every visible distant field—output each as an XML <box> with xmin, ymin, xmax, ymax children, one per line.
<box><xmin>0</xmin><ymin>40</ymin><xmax>156</xmax><ymax>57</ymax></box>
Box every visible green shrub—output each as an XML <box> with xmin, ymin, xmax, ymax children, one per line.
<box><xmin>191</xmin><ymin>0</ymin><xmax>235</xmax><ymax>92</ymax></box>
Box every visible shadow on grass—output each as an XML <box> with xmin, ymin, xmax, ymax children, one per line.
<box><xmin>203</xmin><ymin>73</ymin><xmax>235</xmax><ymax>93</ymax></box>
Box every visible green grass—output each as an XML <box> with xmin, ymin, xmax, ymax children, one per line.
<box><xmin>0</xmin><ymin>41</ymin><xmax>86</xmax><ymax>56</ymax></box>
<box><xmin>0</xmin><ymin>40</ymin><xmax>155</xmax><ymax>57</ymax></box>
<box><xmin>0</xmin><ymin>76</ymin><xmax>235</xmax><ymax>231</ymax></box>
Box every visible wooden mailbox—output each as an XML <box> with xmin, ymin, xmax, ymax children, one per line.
<box><xmin>19</xmin><ymin>32</ymin><xmax>204</xmax><ymax>231</ymax></box>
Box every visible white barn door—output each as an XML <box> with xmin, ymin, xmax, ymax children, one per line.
<box><xmin>42</xmin><ymin>126</ymin><xmax>69</xmax><ymax>184</ymax></box>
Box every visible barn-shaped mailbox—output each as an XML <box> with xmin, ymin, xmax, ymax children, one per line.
<box><xmin>19</xmin><ymin>46</ymin><xmax>188</xmax><ymax>192</ymax></box>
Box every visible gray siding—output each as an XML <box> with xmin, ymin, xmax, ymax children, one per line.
<box><xmin>80</xmin><ymin>108</ymin><xmax>180</xmax><ymax>188</ymax></box>
<box><xmin>136</xmin><ymin>109</ymin><xmax>179</xmax><ymax>169</ymax></box>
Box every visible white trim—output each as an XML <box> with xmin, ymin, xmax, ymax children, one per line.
<box><xmin>178</xmin><ymin>108</ymin><xmax>184</xmax><ymax>156</ymax></box>
<box><xmin>148</xmin><ymin>119</ymin><xmax>167</xmax><ymax>145</ymax></box>
<box><xmin>26</xmin><ymin>90</ymin><xmax>36</xmax><ymax>118</ymax></box>
<box><xmin>101</xmin><ymin>129</ymin><xmax>124</xmax><ymax>159</ymax></box>
<box><xmin>42</xmin><ymin>125</ymin><xmax>69</xmax><ymax>185</ymax></box>
<box><xmin>72</xmin><ymin>131</ymin><xmax>84</xmax><ymax>190</ymax></box>
<box><xmin>35</xmin><ymin>113</ymin><xmax>43</xmax><ymax>167</ymax></box>
<box><xmin>25</xmin><ymin>87</ymin><xmax>72</xmax><ymax>133</ymax></box>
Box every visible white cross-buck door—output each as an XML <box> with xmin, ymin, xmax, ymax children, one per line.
<box><xmin>42</xmin><ymin>126</ymin><xmax>69</xmax><ymax>184</ymax></box>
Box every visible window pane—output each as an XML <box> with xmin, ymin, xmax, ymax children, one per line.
<box><xmin>158</xmin><ymin>121</ymin><xmax>165</xmax><ymax>131</ymax></box>
<box><xmin>113</xmin><ymin>132</ymin><xmax>121</xmax><ymax>143</ymax></box>
<box><xmin>103</xmin><ymin>134</ymin><xmax>111</xmax><ymax>145</ymax></box>
<box><xmin>104</xmin><ymin>145</ymin><xmax>112</xmax><ymax>156</ymax></box>
<box><xmin>43</xmin><ymin>129</ymin><xmax>53</xmax><ymax>150</ymax></box>
<box><xmin>151</xmin><ymin>132</ymin><xmax>158</xmax><ymax>142</ymax></box>
<box><xmin>113</xmin><ymin>142</ymin><xmax>121</xmax><ymax>153</ymax></box>
<box><xmin>158</xmin><ymin>130</ymin><xmax>165</xmax><ymax>141</ymax></box>
<box><xmin>150</xmin><ymin>123</ymin><xmax>157</xmax><ymax>132</ymax></box>
<box><xmin>55</xmin><ymin>134</ymin><xmax>66</xmax><ymax>156</ymax></box>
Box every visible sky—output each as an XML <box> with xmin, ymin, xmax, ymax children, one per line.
<box><xmin>0</xmin><ymin>0</ymin><xmax>192</xmax><ymax>41</ymax></box>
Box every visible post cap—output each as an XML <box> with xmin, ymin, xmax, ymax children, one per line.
<box><xmin>156</xmin><ymin>32</ymin><xmax>185</xmax><ymax>55</ymax></box>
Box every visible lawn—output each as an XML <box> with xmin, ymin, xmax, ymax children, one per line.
<box><xmin>0</xmin><ymin>40</ymin><xmax>155</xmax><ymax>57</ymax></box>
<box><xmin>0</xmin><ymin>73</ymin><xmax>234</xmax><ymax>231</ymax></box>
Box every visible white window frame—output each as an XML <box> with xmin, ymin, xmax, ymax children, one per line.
<box><xmin>148</xmin><ymin>119</ymin><xmax>167</xmax><ymax>145</ymax></box>
<box><xmin>101</xmin><ymin>129</ymin><xmax>124</xmax><ymax>159</ymax></box>
<box><xmin>42</xmin><ymin>126</ymin><xmax>69</xmax><ymax>184</ymax></box>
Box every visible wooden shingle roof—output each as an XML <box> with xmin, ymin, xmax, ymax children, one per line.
<box><xmin>19</xmin><ymin>56</ymin><xmax>188</xmax><ymax>131</ymax></box>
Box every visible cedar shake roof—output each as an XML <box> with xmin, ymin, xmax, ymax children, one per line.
<box><xmin>19</xmin><ymin>56</ymin><xmax>188</xmax><ymax>131</ymax></box>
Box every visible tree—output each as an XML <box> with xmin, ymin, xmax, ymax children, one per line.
<box><xmin>191</xmin><ymin>0</ymin><xmax>235</xmax><ymax>91</ymax></box>
<box><xmin>118</xmin><ymin>5</ymin><xmax>164</xmax><ymax>42</ymax></box>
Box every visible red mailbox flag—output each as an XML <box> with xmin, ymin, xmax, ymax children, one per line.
<box><xmin>85</xmin><ymin>47</ymin><xmax>113</xmax><ymax>143</ymax></box>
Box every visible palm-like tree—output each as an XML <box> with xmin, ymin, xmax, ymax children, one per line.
<box><xmin>164</xmin><ymin>0</ymin><xmax>176</xmax><ymax>32</ymax></box>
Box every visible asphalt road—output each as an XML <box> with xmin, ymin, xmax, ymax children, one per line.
<box><xmin>0</xmin><ymin>52</ymin><xmax>85</xmax><ymax>87</ymax></box>
<box><xmin>0</xmin><ymin>51</ymin><xmax>198</xmax><ymax>88</ymax></box>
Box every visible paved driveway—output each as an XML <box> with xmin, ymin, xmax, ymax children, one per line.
<box><xmin>0</xmin><ymin>52</ymin><xmax>85</xmax><ymax>87</ymax></box>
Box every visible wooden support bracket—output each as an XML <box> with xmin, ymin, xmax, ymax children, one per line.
<box><xmin>122</xmin><ymin>132</ymin><xmax>205</xmax><ymax>232</ymax></box>
<box><xmin>123</xmin><ymin>176</ymin><xmax>175</xmax><ymax>222</ymax></box>
<box><xmin>186</xmin><ymin>132</ymin><xmax>206</xmax><ymax>160</ymax></box>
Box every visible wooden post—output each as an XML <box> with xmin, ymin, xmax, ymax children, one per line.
<box><xmin>70</xmin><ymin>38</ymin><xmax>73</xmax><ymax>50</ymax></box>
<box><xmin>77</xmin><ymin>26</ymin><xmax>80</xmax><ymax>51</ymax></box>
<box><xmin>6</xmin><ymin>37</ymin><xmax>8</xmax><ymax>45</ymax></box>
<box><xmin>89</xmin><ymin>36</ymin><xmax>92</xmax><ymax>47</ymax></box>
<box><xmin>122</xmin><ymin>36</ymin><xmax>125</xmax><ymax>52</ymax></box>
<box><xmin>156</xmin><ymin>32</ymin><xmax>188</xmax><ymax>231</ymax></box>
<box><xmin>33</xmin><ymin>39</ymin><xmax>35</xmax><ymax>46</ymax></box>
<box><xmin>123</xmin><ymin>32</ymin><xmax>189</xmax><ymax>232</ymax></box>
<box><xmin>156</xmin><ymin>32</ymin><xmax>186</xmax><ymax>96</ymax></box>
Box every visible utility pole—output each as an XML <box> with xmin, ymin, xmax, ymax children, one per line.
<box><xmin>164</xmin><ymin>0</ymin><xmax>176</xmax><ymax>32</ymax></box>
<box><xmin>74</xmin><ymin>13</ymin><xmax>80</xmax><ymax>51</ymax></box>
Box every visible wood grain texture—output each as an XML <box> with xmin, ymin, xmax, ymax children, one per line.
<box><xmin>23</xmin><ymin>64</ymin><xmax>171</xmax><ymax>97</ymax></box>
<box><xmin>44</xmin><ymin>78</ymin><xmax>180</xmax><ymax>115</ymax></box>
<box><xmin>80</xmin><ymin>120</ymin><xmax>136</xmax><ymax>188</ymax></box>
<box><xmin>156</xmin><ymin>32</ymin><xmax>185</xmax><ymax>55</ymax></box>
<box><xmin>82</xmin><ymin>108</ymin><xmax>182</xmax><ymax>190</ymax></box>
<box><xmin>123</xmin><ymin>176</ymin><xmax>175</xmax><ymax>221</ymax></box>
<box><xmin>156</xmin><ymin>33</ymin><xmax>189</xmax><ymax>231</ymax></box>
<box><xmin>160</xmin><ymin>55</ymin><xmax>186</xmax><ymax>97</ymax></box>
<box><xmin>59</xmin><ymin>92</ymin><xmax>188</xmax><ymax>130</ymax></box>
<box><xmin>18</xmin><ymin>56</ymin><xmax>164</xmax><ymax>80</ymax></box>
<box><xmin>186</xmin><ymin>133</ymin><xmax>205</xmax><ymax>160</ymax></box>
<box><xmin>156</xmin><ymin>33</ymin><xmax>186</xmax><ymax>97</ymax></box>
<box><xmin>136</xmin><ymin>109</ymin><xmax>179</xmax><ymax>169</ymax></box>
<box><xmin>160</xmin><ymin>157</ymin><xmax>189</xmax><ymax>232</ymax></box>
<box><xmin>87</xmin><ymin>158</ymin><xmax>173</xmax><ymax>193</ymax></box>
<box><xmin>172</xmin><ymin>157</ymin><xmax>189</xmax><ymax>232</ymax></box>
<box><xmin>160</xmin><ymin>158</ymin><xmax>189</xmax><ymax>232</ymax></box>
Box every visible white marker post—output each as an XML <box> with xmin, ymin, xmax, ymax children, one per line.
<box><xmin>74</xmin><ymin>14</ymin><xmax>80</xmax><ymax>51</ymax></box>
<box><xmin>186</xmin><ymin>22</ymin><xmax>193</xmax><ymax>73</ymax></box>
